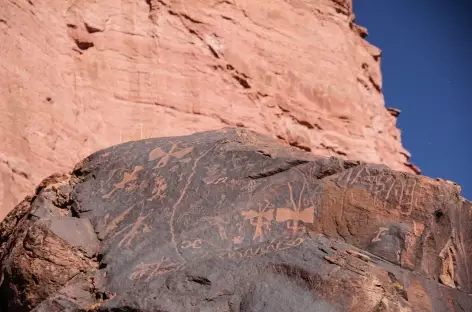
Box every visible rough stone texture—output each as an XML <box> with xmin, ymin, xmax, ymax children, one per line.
<box><xmin>0</xmin><ymin>128</ymin><xmax>470</xmax><ymax>312</ymax></box>
<box><xmin>0</xmin><ymin>0</ymin><xmax>419</xmax><ymax>220</ymax></box>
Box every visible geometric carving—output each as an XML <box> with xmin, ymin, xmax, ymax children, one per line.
<box><xmin>102</xmin><ymin>166</ymin><xmax>144</xmax><ymax>198</ymax></box>
<box><xmin>148</xmin><ymin>144</ymin><xmax>194</xmax><ymax>168</ymax></box>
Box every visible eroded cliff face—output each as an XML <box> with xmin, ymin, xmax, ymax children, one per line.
<box><xmin>0</xmin><ymin>0</ymin><xmax>417</xmax><ymax>219</ymax></box>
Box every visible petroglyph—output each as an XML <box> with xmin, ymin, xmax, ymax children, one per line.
<box><xmin>276</xmin><ymin>182</ymin><xmax>315</xmax><ymax>235</ymax></box>
<box><xmin>333</xmin><ymin>166</ymin><xmax>420</xmax><ymax>215</ymax></box>
<box><xmin>148</xmin><ymin>175</ymin><xmax>167</xmax><ymax>202</ymax></box>
<box><xmin>242</xmin><ymin>200</ymin><xmax>275</xmax><ymax>242</ymax></box>
<box><xmin>181</xmin><ymin>239</ymin><xmax>202</xmax><ymax>249</ymax></box>
<box><xmin>206</xmin><ymin>176</ymin><xmax>228</xmax><ymax>185</ymax></box>
<box><xmin>371</xmin><ymin>227</ymin><xmax>389</xmax><ymax>243</ymax></box>
<box><xmin>170</xmin><ymin>146</ymin><xmax>216</xmax><ymax>263</ymax></box>
<box><xmin>203</xmin><ymin>163</ymin><xmax>229</xmax><ymax>185</ymax></box>
<box><xmin>397</xmin><ymin>179</ymin><xmax>418</xmax><ymax>215</ymax></box>
<box><xmin>130</xmin><ymin>256</ymin><xmax>182</xmax><ymax>281</ymax></box>
<box><xmin>99</xmin><ymin>205</ymin><xmax>135</xmax><ymax>240</ymax></box>
<box><xmin>116</xmin><ymin>210</ymin><xmax>152</xmax><ymax>248</ymax></box>
<box><xmin>102</xmin><ymin>166</ymin><xmax>144</xmax><ymax>198</ymax></box>
<box><xmin>232</xmin><ymin>235</ymin><xmax>244</xmax><ymax>245</ymax></box>
<box><xmin>218</xmin><ymin>237</ymin><xmax>305</xmax><ymax>260</ymax></box>
<box><xmin>241</xmin><ymin>181</ymin><xmax>322</xmax><ymax>242</ymax></box>
<box><xmin>148</xmin><ymin>144</ymin><xmax>194</xmax><ymax>168</ymax></box>
<box><xmin>243</xmin><ymin>180</ymin><xmax>259</xmax><ymax>193</ymax></box>
<box><xmin>332</xmin><ymin>165</ymin><xmax>367</xmax><ymax>187</ymax></box>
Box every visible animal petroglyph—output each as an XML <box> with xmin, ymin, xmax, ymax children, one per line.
<box><xmin>148</xmin><ymin>144</ymin><xmax>194</xmax><ymax>168</ymax></box>
<box><xmin>102</xmin><ymin>166</ymin><xmax>144</xmax><ymax>198</ymax></box>
<box><xmin>130</xmin><ymin>256</ymin><xmax>182</xmax><ymax>281</ymax></box>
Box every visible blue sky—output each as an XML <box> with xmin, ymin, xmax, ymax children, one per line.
<box><xmin>354</xmin><ymin>0</ymin><xmax>472</xmax><ymax>200</ymax></box>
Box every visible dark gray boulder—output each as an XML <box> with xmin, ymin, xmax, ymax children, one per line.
<box><xmin>1</xmin><ymin>128</ymin><xmax>471</xmax><ymax>311</ymax></box>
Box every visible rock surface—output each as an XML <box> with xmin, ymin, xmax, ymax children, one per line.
<box><xmin>0</xmin><ymin>0</ymin><xmax>418</xmax><ymax>220</ymax></box>
<box><xmin>0</xmin><ymin>128</ymin><xmax>470</xmax><ymax>312</ymax></box>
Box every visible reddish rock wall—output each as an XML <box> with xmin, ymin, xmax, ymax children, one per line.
<box><xmin>0</xmin><ymin>0</ymin><xmax>417</xmax><ymax>219</ymax></box>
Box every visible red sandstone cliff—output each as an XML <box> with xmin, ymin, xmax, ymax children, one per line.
<box><xmin>0</xmin><ymin>0</ymin><xmax>417</xmax><ymax>220</ymax></box>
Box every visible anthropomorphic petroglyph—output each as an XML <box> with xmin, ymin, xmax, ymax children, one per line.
<box><xmin>241</xmin><ymin>200</ymin><xmax>275</xmax><ymax>242</ymax></box>
<box><xmin>241</xmin><ymin>181</ymin><xmax>322</xmax><ymax>242</ymax></box>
